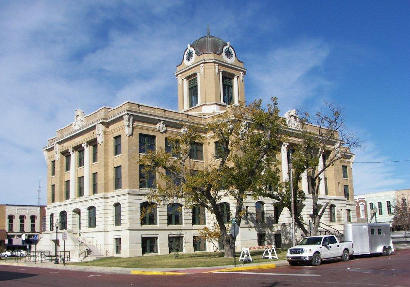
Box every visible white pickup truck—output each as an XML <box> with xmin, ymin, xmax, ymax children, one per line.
<box><xmin>287</xmin><ymin>235</ymin><xmax>354</xmax><ymax>266</ymax></box>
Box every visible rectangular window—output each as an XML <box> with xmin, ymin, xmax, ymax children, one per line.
<box><xmin>142</xmin><ymin>237</ymin><xmax>158</xmax><ymax>254</ymax></box>
<box><xmin>30</xmin><ymin>216</ymin><xmax>36</xmax><ymax>232</ymax></box>
<box><xmin>139</xmin><ymin>134</ymin><xmax>156</xmax><ymax>154</ymax></box>
<box><xmin>308</xmin><ymin>175</ymin><xmax>314</xmax><ymax>194</ymax></box>
<box><xmin>78</xmin><ymin>176</ymin><xmax>84</xmax><ymax>197</ymax></box>
<box><xmin>51</xmin><ymin>184</ymin><xmax>55</xmax><ymax>203</ymax></box>
<box><xmin>92</xmin><ymin>172</ymin><xmax>98</xmax><ymax>194</ymax></box>
<box><xmin>214</xmin><ymin>141</ymin><xmax>226</xmax><ymax>159</ymax></box>
<box><xmin>65</xmin><ymin>180</ymin><xmax>70</xmax><ymax>200</ymax></box>
<box><xmin>78</xmin><ymin>149</ymin><xmax>84</xmax><ymax>167</ymax></box>
<box><xmin>378</xmin><ymin>228</ymin><xmax>382</xmax><ymax>235</ymax></box>
<box><xmin>51</xmin><ymin>160</ymin><xmax>55</xmax><ymax>176</ymax></box>
<box><xmin>325</xmin><ymin>177</ymin><xmax>328</xmax><ymax>195</ymax></box>
<box><xmin>165</xmin><ymin>138</ymin><xmax>179</xmax><ymax>156</ymax></box>
<box><xmin>19</xmin><ymin>216</ymin><xmax>25</xmax><ymax>232</ymax></box>
<box><xmin>188</xmin><ymin>77</ymin><xmax>198</xmax><ymax>108</ymax></box>
<box><xmin>343</xmin><ymin>185</ymin><xmax>349</xmax><ymax>199</ymax></box>
<box><xmin>371</xmin><ymin>228</ymin><xmax>374</xmax><ymax>235</ymax></box>
<box><xmin>189</xmin><ymin>142</ymin><xmax>203</xmax><ymax>160</ymax></box>
<box><xmin>8</xmin><ymin>216</ymin><xmax>13</xmax><ymax>232</ymax></box>
<box><xmin>139</xmin><ymin>165</ymin><xmax>155</xmax><ymax>188</ymax></box>
<box><xmin>378</xmin><ymin>202</ymin><xmax>383</xmax><ymax>215</ymax></box>
<box><xmin>257</xmin><ymin>233</ymin><xmax>266</xmax><ymax>246</ymax></box>
<box><xmin>222</xmin><ymin>76</ymin><xmax>233</xmax><ymax>105</ymax></box>
<box><xmin>168</xmin><ymin>236</ymin><xmax>183</xmax><ymax>253</ymax></box>
<box><xmin>115</xmin><ymin>238</ymin><xmax>121</xmax><ymax>254</ymax></box>
<box><xmin>65</xmin><ymin>154</ymin><xmax>71</xmax><ymax>171</ymax></box>
<box><xmin>369</xmin><ymin>202</ymin><xmax>374</xmax><ymax>211</ymax></box>
<box><xmin>114</xmin><ymin>135</ymin><xmax>121</xmax><ymax>156</ymax></box>
<box><xmin>192</xmin><ymin>205</ymin><xmax>206</xmax><ymax>225</ymax></box>
<box><xmin>193</xmin><ymin>236</ymin><xmax>206</xmax><ymax>252</ymax></box>
<box><xmin>114</xmin><ymin>166</ymin><xmax>122</xmax><ymax>190</ymax></box>
<box><xmin>346</xmin><ymin>209</ymin><xmax>351</xmax><ymax>223</ymax></box>
<box><xmin>92</xmin><ymin>144</ymin><xmax>98</xmax><ymax>163</ymax></box>
<box><xmin>387</xmin><ymin>201</ymin><xmax>392</xmax><ymax>215</ymax></box>
<box><xmin>342</xmin><ymin>165</ymin><xmax>348</xmax><ymax>178</ymax></box>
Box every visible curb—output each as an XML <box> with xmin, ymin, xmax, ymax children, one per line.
<box><xmin>210</xmin><ymin>263</ymin><xmax>276</xmax><ymax>273</ymax></box>
<box><xmin>130</xmin><ymin>270</ymin><xmax>186</xmax><ymax>276</ymax></box>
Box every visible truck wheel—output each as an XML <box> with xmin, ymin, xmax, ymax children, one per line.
<box><xmin>342</xmin><ymin>249</ymin><xmax>350</xmax><ymax>261</ymax></box>
<box><xmin>311</xmin><ymin>253</ymin><xmax>321</xmax><ymax>266</ymax></box>
<box><xmin>387</xmin><ymin>247</ymin><xmax>392</xmax><ymax>255</ymax></box>
<box><xmin>382</xmin><ymin>247</ymin><xmax>388</xmax><ymax>256</ymax></box>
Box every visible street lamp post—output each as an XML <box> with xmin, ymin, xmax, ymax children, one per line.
<box><xmin>289</xmin><ymin>150</ymin><xmax>296</xmax><ymax>247</ymax></box>
<box><xmin>54</xmin><ymin>220</ymin><xmax>59</xmax><ymax>264</ymax></box>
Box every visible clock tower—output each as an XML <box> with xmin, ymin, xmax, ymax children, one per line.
<box><xmin>175</xmin><ymin>32</ymin><xmax>246</xmax><ymax>115</ymax></box>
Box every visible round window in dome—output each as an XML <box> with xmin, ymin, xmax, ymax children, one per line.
<box><xmin>184</xmin><ymin>46</ymin><xmax>196</xmax><ymax>66</ymax></box>
<box><xmin>222</xmin><ymin>45</ymin><xmax>235</xmax><ymax>63</ymax></box>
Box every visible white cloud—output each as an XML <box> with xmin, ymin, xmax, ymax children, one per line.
<box><xmin>353</xmin><ymin>141</ymin><xmax>405</xmax><ymax>195</ymax></box>
<box><xmin>247</xmin><ymin>40</ymin><xmax>331</xmax><ymax>111</ymax></box>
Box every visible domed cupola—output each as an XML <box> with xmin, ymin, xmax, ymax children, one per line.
<box><xmin>176</xmin><ymin>31</ymin><xmax>246</xmax><ymax>115</ymax></box>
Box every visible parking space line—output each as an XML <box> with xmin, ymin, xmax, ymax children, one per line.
<box><xmin>213</xmin><ymin>271</ymin><xmax>320</xmax><ymax>277</ymax></box>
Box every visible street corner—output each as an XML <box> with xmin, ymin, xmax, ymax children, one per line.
<box><xmin>130</xmin><ymin>270</ymin><xmax>187</xmax><ymax>276</ymax></box>
<box><xmin>210</xmin><ymin>263</ymin><xmax>276</xmax><ymax>273</ymax></box>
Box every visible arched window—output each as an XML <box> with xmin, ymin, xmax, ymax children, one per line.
<box><xmin>114</xmin><ymin>203</ymin><xmax>121</xmax><ymax>226</ymax></box>
<box><xmin>329</xmin><ymin>205</ymin><xmax>336</xmax><ymax>222</ymax></box>
<box><xmin>7</xmin><ymin>215</ymin><xmax>14</xmax><ymax>232</ymax></box>
<box><xmin>140</xmin><ymin>202</ymin><xmax>157</xmax><ymax>225</ymax></box>
<box><xmin>167</xmin><ymin>203</ymin><xmax>182</xmax><ymax>225</ymax></box>
<box><xmin>217</xmin><ymin>202</ymin><xmax>230</xmax><ymax>224</ymax></box>
<box><xmin>255</xmin><ymin>201</ymin><xmax>265</xmax><ymax>224</ymax></box>
<box><xmin>59</xmin><ymin>211</ymin><xmax>67</xmax><ymax>230</ymax></box>
<box><xmin>30</xmin><ymin>215</ymin><xmax>36</xmax><ymax>232</ymax></box>
<box><xmin>19</xmin><ymin>215</ymin><xmax>25</xmax><ymax>232</ymax></box>
<box><xmin>49</xmin><ymin>213</ymin><xmax>54</xmax><ymax>231</ymax></box>
<box><xmin>88</xmin><ymin>206</ymin><xmax>96</xmax><ymax>228</ymax></box>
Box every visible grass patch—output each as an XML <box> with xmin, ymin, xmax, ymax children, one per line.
<box><xmin>72</xmin><ymin>249</ymin><xmax>287</xmax><ymax>268</ymax></box>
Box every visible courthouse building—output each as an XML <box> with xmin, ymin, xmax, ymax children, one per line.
<box><xmin>39</xmin><ymin>33</ymin><xmax>356</xmax><ymax>260</ymax></box>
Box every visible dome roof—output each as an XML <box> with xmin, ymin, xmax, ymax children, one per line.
<box><xmin>191</xmin><ymin>34</ymin><xmax>228</xmax><ymax>56</ymax></box>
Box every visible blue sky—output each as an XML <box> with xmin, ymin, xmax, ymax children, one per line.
<box><xmin>0</xmin><ymin>0</ymin><xmax>409</xmax><ymax>204</ymax></box>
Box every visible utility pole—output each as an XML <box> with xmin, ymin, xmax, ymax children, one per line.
<box><xmin>289</xmin><ymin>150</ymin><xmax>296</xmax><ymax>246</ymax></box>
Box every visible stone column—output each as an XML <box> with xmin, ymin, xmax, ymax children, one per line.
<box><xmin>69</xmin><ymin>148</ymin><xmax>76</xmax><ymax>199</ymax></box>
<box><xmin>318</xmin><ymin>154</ymin><xmax>326</xmax><ymax>196</ymax></box>
<box><xmin>233</xmin><ymin>76</ymin><xmax>239</xmax><ymax>105</ymax></box>
<box><xmin>183</xmin><ymin>78</ymin><xmax>188</xmax><ymax>110</ymax></box>
<box><xmin>83</xmin><ymin>143</ymin><xmax>90</xmax><ymax>197</ymax></box>
<box><xmin>219</xmin><ymin>72</ymin><xmax>223</xmax><ymax>103</ymax></box>
<box><xmin>281</xmin><ymin>143</ymin><xmax>289</xmax><ymax>182</ymax></box>
<box><xmin>196</xmin><ymin>72</ymin><xmax>201</xmax><ymax>106</ymax></box>
<box><xmin>302</xmin><ymin>170</ymin><xmax>309</xmax><ymax>193</ymax></box>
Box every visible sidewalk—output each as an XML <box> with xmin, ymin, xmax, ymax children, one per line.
<box><xmin>0</xmin><ymin>258</ymin><xmax>289</xmax><ymax>275</ymax></box>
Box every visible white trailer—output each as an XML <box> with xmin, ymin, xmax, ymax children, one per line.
<box><xmin>344</xmin><ymin>223</ymin><xmax>394</xmax><ymax>256</ymax></box>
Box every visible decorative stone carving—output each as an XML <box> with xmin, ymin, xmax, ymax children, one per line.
<box><xmin>123</xmin><ymin>114</ymin><xmax>133</xmax><ymax>136</ymax></box>
<box><xmin>200</xmin><ymin>64</ymin><xmax>204</xmax><ymax>74</ymax></box>
<box><xmin>54</xmin><ymin>144</ymin><xmax>60</xmax><ymax>161</ymax></box>
<box><xmin>284</xmin><ymin>109</ymin><xmax>301</xmax><ymax>130</ymax></box>
<box><xmin>96</xmin><ymin>123</ymin><xmax>104</xmax><ymax>144</ymax></box>
<box><xmin>215</xmin><ymin>64</ymin><xmax>219</xmax><ymax>75</ymax></box>
<box><xmin>72</xmin><ymin>109</ymin><xmax>86</xmax><ymax>130</ymax></box>
<box><xmin>180</xmin><ymin>127</ymin><xmax>188</xmax><ymax>134</ymax></box>
<box><xmin>156</xmin><ymin>121</ymin><xmax>167</xmax><ymax>133</ymax></box>
<box><xmin>240</xmin><ymin>71</ymin><xmax>244</xmax><ymax>82</ymax></box>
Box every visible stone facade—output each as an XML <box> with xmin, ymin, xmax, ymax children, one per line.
<box><xmin>39</xmin><ymin>33</ymin><xmax>356</xmax><ymax>261</ymax></box>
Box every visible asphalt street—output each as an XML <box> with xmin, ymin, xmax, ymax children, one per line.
<box><xmin>0</xmin><ymin>249</ymin><xmax>409</xmax><ymax>287</ymax></box>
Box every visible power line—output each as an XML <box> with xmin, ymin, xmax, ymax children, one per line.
<box><xmin>354</xmin><ymin>160</ymin><xmax>410</xmax><ymax>164</ymax></box>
